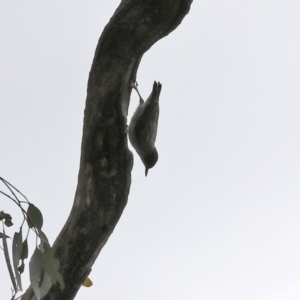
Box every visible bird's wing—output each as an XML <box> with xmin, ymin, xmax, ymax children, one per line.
<box><xmin>134</xmin><ymin>101</ymin><xmax>159</xmax><ymax>146</ymax></box>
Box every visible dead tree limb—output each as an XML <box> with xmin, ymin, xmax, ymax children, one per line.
<box><xmin>21</xmin><ymin>1</ymin><xmax>192</xmax><ymax>299</ymax></box>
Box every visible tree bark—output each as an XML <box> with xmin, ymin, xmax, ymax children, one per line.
<box><xmin>21</xmin><ymin>0</ymin><xmax>192</xmax><ymax>299</ymax></box>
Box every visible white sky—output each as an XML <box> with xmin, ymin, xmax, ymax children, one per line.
<box><xmin>1</xmin><ymin>1</ymin><xmax>300</xmax><ymax>299</ymax></box>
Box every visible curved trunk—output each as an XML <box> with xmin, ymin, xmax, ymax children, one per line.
<box><xmin>21</xmin><ymin>1</ymin><xmax>192</xmax><ymax>299</ymax></box>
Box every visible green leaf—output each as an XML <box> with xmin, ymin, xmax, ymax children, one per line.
<box><xmin>18</xmin><ymin>260</ymin><xmax>25</xmax><ymax>274</ymax></box>
<box><xmin>0</xmin><ymin>210</ymin><xmax>6</xmax><ymax>220</ymax></box>
<box><xmin>12</xmin><ymin>229</ymin><xmax>23</xmax><ymax>290</ymax></box>
<box><xmin>39</xmin><ymin>271</ymin><xmax>53</xmax><ymax>299</ymax></box>
<box><xmin>21</xmin><ymin>238</ymin><xmax>28</xmax><ymax>260</ymax></box>
<box><xmin>0</xmin><ymin>232</ymin><xmax>10</xmax><ymax>239</ymax></box>
<box><xmin>16</xmin><ymin>239</ymin><xmax>29</xmax><ymax>275</ymax></box>
<box><xmin>0</xmin><ymin>211</ymin><xmax>13</xmax><ymax>226</ymax></box>
<box><xmin>39</xmin><ymin>230</ymin><xmax>49</xmax><ymax>245</ymax></box>
<box><xmin>29</xmin><ymin>244</ymin><xmax>65</xmax><ymax>300</ymax></box>
<box><xmin>27</xmin><ymin>204</ymin><xmax>43</xmax><ymax>230</ymax></box>
<box><xmin>42</xmin><ymin>243</ymin><xmax>65</xmax><ymax>290</ymax></box>
<box><xmin>30</xmin><ymin>247</ymin><xmax>44</xmax><ymax>300</ymax></box>
<box><xmin>2</xmin><ymin>225</ymin><xmax>17</xmax><ymax>291</ymax></box>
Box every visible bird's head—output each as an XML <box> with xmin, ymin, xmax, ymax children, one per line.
<box><xmin>143</xmin><ymin>148</ymin><xmax>158</xmax><ymax>176</ymax></box>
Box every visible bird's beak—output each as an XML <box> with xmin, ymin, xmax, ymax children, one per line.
<box><xmin>145</xmin><ymin>168</ymin><xmax>148</xmax><ymax>176</ymax></box>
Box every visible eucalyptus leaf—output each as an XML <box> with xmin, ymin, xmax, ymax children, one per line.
<box><xmin>0</xmin><ymin>232</ymin><xmax>10</xmax><ymax>239</ymax></box>
<box><xmin>18</xmin><ymin>260</ymin><xmax>25</xmax><ymax>274</ymax></box>
<box><xmin>39</xmin><ymin>271</ymin><xmax>53</xmax><ymax>298</ymax></box>
<box><xmin>42</xmin><ymin>243</ymin><xmax>65</xmax><ymax>289</ymax></box>
<box><xmin>0</xmin><ymin>210</ymin><xmax>6</xmax><ymax>220</ymax></box>
<box><xmin>29</xmin><ymin>244</ymin><xmax>64</xmax><ymax>300</ymax></box>
<box><xmin>27</xmin><ymin>204</ymin><xmax>43</xmax><ymax>230</ymax></box>
<box><xmin>21</xmin><ymin>238</ymin><xmax>28</xmax><ymax>260</ymax></box>
<box><xmin>39</xmin><ymin>230</ymin><xmax>49</xmax><ymax>245</ymax></box>
<box><xmin>2</xmin><ymin>225</ymin><xmax>17</xmax><ymax>291</ymax></box>
<box><xmin>29</xmin><ymin>247</ymin><xmax>43</xmax><ymax>300</ymax></box>
<box><xmin>12</xmin><ymin>229</ymin><xmax>23</xmax><ymax>290</ymax></box>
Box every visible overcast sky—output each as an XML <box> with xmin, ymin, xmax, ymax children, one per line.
<box><xmin>1</xmin><ymin>1</ymin><xmax>300</xmax><ymax>299</ymax></box>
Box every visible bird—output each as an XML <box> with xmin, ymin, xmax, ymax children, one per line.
<box><xmin>129</xmin><ymin>81</ymin><xmax>162</xmax><ymax>176</ymax></box>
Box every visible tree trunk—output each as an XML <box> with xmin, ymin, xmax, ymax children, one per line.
<box><xmin>21</xmin><ymin>1</ymin><xmax>192</xmax><ymax>299</ymax></box>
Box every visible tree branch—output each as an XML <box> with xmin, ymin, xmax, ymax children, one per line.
<box><xmin>21</xmin><ymin>1</ymin><xmax>192</xmax><ymax>299</ymax></box>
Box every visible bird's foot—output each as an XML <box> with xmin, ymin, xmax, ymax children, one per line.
<box><xmin>130</xmin><ymin>81</ymin><xmax>138</xmax><ymax>90</ymax></box>
<box><xmin>130</xmin><ymin>81</ymin><xmax>143</xmax><ymax>102</ymax></box>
